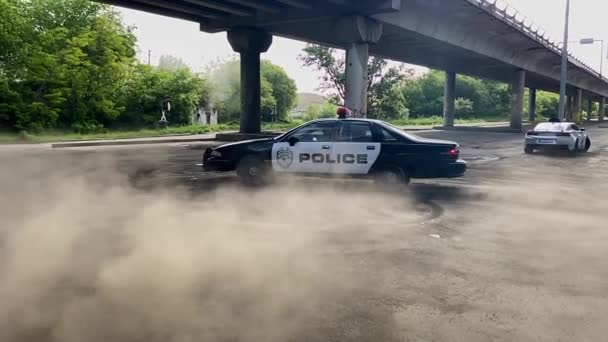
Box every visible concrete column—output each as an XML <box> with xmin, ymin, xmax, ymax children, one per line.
<box><xmin>567</xmin><ymin>96</ymin><xmax>573</xmax><ymax>121</ymax></box>
<box><xmin>600</xmin><ymin>97</ymin><xmax>606</xmax><ymax>122</ymax></box>
<box><xmin>343</xmin><ymin>16</ymin><xmax>382</xmax><ymax>118</ymax></box>
<box><xmin>443</xmin><ymin>71</ymin><xmax>456</xmax><ymax>127</ymax></box>
<box><xmin>528</xmin><ymin>88</ymin><xmax>537</xmax><ymax>122</ymax></box>
<box><xmin>345</xmin><ymin>43</ymin><xmax>369</xmax><ymax>118</ymax></box>
<box><xmin>227</xmin><ymin>28</ymin><xmax>272</xmax><ymax>134</ymax></box>
<box><xmin>573</xmin><ymin>88</ymin><xmax>582</xmax><ymax>123</ymax></box>
<box><xmin>587</xmin><ymin>98</ymin><xmax>593</xmax><ymax>122</ymax></box>
<box><xmin>510</xmin><ymin>70</ymin><xmax>525</xmax><ymax>130</ymax></box>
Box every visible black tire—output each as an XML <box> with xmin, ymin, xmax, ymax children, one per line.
<box><xmin>373</xmin><ymin>166</ymin><xmax>410</xmax><ymax>189</ymax></box>
<box><xmin>524</xmin><ymin>145</ymin><xmax>534</xmax><ymax>154</ymax></box>
<box><xmin>584</xmin><ymin>137</ymin><xmax>591</xmax><ymax>152</ymax></box>
<box><xmin>236</xmin><ymin>155</ymin><xmax>271</xmax><ymax>186</ymax></box>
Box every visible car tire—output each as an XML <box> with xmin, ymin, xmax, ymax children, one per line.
<box><xmin>524</xmin><ymin>146</ymin><xmax>534</xmax><ymax>154</ymax></box>
<box><xmin>584</xmin><ymin>137</ymin><xmax>591</xmax><ymax>152</ymax></box>
<box><xmin>374</xmin><ymin>166</ymin><xmax>410</xmax><ymax>189</ymax></box>
<box><xmin>236</xmin><ymin>155</ymin><xmax>271</xmax><ymax>187</ymax></box>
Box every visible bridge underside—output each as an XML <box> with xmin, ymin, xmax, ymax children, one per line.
<box><xmin>101</xmin><ymin>0</ymin><xmax>608</xmax><ymax>129</ymax></box>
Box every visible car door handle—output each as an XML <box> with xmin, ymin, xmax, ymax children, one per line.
<box><xmin>367</xmin><ymin>146</ymin><xmax>376</xmax><ymax>150</ymax></box>
<box><xmin>322</xmin><ymin>145</ymin><xmax>331</xmax><ymax>150</ymax></box>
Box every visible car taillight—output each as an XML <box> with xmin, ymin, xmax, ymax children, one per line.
<box><xmin>448</xmin><ymin>147</ymin><xmax>459</xmax><ymax>157</ymax></box>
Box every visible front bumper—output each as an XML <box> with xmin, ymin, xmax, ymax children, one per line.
<box><xmin>201</xmin><ymin>149</ymin><xmax>236</xmax><ymax>172</ymax></box>
<box><xmin>202</xmin><ymin>158</ymin><xmax>235</xmax><ymax>172</ymax></box>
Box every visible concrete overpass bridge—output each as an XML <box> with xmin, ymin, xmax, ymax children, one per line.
<box><xmin>101</xmin><ymin>0</ymin><xmax>608</xmax><ymax>132</ymax></box>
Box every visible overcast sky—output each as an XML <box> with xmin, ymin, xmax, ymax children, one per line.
<box><xmin>117</xmin><ymin>0</ymin><xmax>608</xmax><ymax>94</ymax></box>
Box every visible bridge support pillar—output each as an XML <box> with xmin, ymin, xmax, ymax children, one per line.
<box><xmin>443</xmin><ymin>71</ymin><xmax>456</xmax><ymax>127</ymax></box>
<box><xmin>510</xmin><ymin>70</ymin><xmax>525</xmax><ymax>130</ymax></box>
<box><xmin>573</xmin><ymin>88</ymin><xmax>582</xmax><ymax>123</ymax></box>
<box><xmin>227</xmin><ymin>27</ymin><xmax>273</xmax><ymax>133</ymax></box>
<box><xmin>567</xmin><ymin>96</ymin><xmax>573</xmax><ymax>121</ymax></box>
<box><xmin>600</xmin><ymin>97</ymin><xmax>606</xmax><ymax>122</ymax></box>
<box><xmin>528</xmin><ymin>88</ymin><xmax>537</xmax><ymax>122</ymax></box>
<box><xmin>345</xmin><ymin>43</ymin><xmax>369</xmax><ymax>118</ymax></box>
<box><xmin>587</xmin><ymin>98</ymin><xmax>593</xmax><ymax>122</ymax></box>
<box><xmin>344</xmin><ymin>16</ymin><xmax>382</xmax><ymax>117</ymax></box>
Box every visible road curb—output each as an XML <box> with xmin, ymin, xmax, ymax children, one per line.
<box><xmin>432</xmin><ymin>126</ymin><xmax>523</xmax><ymax>134</ymax></box>
<box><xmin>51</xmin><ymin>137</ymin><xmax>217</xmax><ymax>148</ymax></box>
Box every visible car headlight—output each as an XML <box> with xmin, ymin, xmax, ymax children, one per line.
<box><xmin>210</xmin><ymin>150</ymin><xmax>223</xmax><ymax>158</ymax></box>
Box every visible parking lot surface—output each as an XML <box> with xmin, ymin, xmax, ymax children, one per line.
<box><xmin>1</xmin><ymin>126</ymin><xmax>607</xmax><ymax>341</ymax></box>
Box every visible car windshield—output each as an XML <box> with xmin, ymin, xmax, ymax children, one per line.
<box><xmin>535</xmin><ymin>123</ymin><xmax>570</xmax><ymax>131</ymax></box>
<box><xmin>273</xmin><ymin>120</ymin><xmax>335</xmax><ymax>140</ymax></box>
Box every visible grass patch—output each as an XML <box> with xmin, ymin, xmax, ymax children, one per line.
<box><xmin>0</xmin><ymin>117</ymin><xmax>509</xmax><ymax>144</ymax></box>
<box><xmin>390</xmin><ymin>116</ymin><xmax>506</xmax><ymax>126</ymax></box>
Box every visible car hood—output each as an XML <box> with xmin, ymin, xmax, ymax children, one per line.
<box><xmin>215</xmin><ymin>137</ymin><xmax>275</xmax><ymax>150</ymax></box>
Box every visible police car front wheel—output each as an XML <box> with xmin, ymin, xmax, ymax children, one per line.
<box><xmin>236</xmin><ymin>155</ymin><xmax>271</xmax><ymax>186</ymax></box>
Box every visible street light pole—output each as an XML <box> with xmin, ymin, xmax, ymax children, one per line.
<box><xmin>600</xmin><ymin>40</ymin><xmax>604</xmax><ymax>80</ymax></box>
<box><xmin>558</xmin><ymin>0</ymin><xmax>571</xmax><ymax>121</ymax></box>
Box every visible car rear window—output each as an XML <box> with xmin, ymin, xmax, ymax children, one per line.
<box><xmin>535</xmin><ymin>123</ymin><xmax>568</xmax><ymax>131</ymax></box>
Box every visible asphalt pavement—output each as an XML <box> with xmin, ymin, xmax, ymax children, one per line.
<box><xmin>1</xmin><ymin>126</ymin><xmax>607</xmax><ymax>341</ymax></box>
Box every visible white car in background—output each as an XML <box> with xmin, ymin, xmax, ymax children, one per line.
<box><xmin>524</xmin><ymin>122</ymin><xmax>591</xmax><ymax>154</ymax></box>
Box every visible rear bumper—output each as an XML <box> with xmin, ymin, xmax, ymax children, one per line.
<box><xmin>414</xmin><ymin>159</ymin><xmax>467</xmax><ymax>179</ymax></box>
<box><xmin>525</xmin><ymin>136</ymin><xmax>574</xmax><ymax>149</ymax></box>
<box><xmin>526</xmin><ymin>144</ymin><xmax>570</xmax><ymax>151</ymax></box>
<box><xmin>443</xmin><ymin>159</ymin><xmax>467</xmax><ymax>178</ymax></box>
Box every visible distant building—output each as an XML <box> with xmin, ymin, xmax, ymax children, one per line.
<box><xmin>194</xmin><ymin>106</ymin><xmax>218</xmax><ymax>125</ymax></box>
<box><xmin>291</xmin><ymin>92</ymin><xmax>326</xmax><ymax>119</ymax></box>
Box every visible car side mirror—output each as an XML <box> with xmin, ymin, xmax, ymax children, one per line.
<box><xmin>288</xmin><ymin>136</ymin><xmax>299</xmax><ymax>146</ymax></box>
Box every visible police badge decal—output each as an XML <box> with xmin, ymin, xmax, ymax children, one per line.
<box><xmin>276</xmin><ymin>147</ymin><xmax>294</xmax><ymax>169</ymax></box>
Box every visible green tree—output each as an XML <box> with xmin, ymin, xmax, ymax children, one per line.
<box><xmin>299</xmin><ymin>44</ymin><xmax>408</xmax><ymax>119</ymax></box>
<box><xmin>401</xmin><ymin>71</ymin><xmax>444</xmax><ymax>117</ymax></box>
<box><xmin>0</xmin><ymin>0</ymin><xmax>137</xmax><ymax>131</ymax></box>
<box><xmin>0</xmin><ymin>0</ymin><xmax>29</xmax><ymax>74</ymax></box>
<box><xmin>455</xmin><ymin>97</ymin><xmax>474</xmax><ymax>117</ymax></box>
<box><xmin>207</xmin><ymin>58</ymin><xmax>296</xmax><ymax>123</ymax></box>
<box><xmin>120</xmin><ymin>64</ymin><xmax>208</xmax><ymax>127</ymax></box>
<box><xmin>303</xmin><ymin>102</ymin><xmax>338</xmax><ymax>121</ymax></box>
<box><xmin>536</xmin><ymin>91</ymin><xmax>559</xmax><ymax>119</ymax></box>
<box><xmin>261</xmin><ymin>60</ymin><xmax>297</xmax><ymax>121</ymax></box>
<box><xmin>158</xmin><ymin>55</ymin><xmax>190</xmax><ymax>72</ymax></box>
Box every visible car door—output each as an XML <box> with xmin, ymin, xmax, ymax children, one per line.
<box><xmin>329</xmin><ymin>121</ymin><xmax>381</xmax><ymax>175</ymax></box>
<box><xmin>271</xmin><ymin>121</ymin><xmax>337</xmax><ymax>174</ymax></box>
<box><xmin>570</xmin><ymin>124</ymin><xmax>585</xmax><ymax>149</ymax></box>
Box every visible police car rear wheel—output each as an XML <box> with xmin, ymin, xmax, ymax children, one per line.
<box><xmin>374</xmin><ymin>167</ymin><xmax>410</xmax><ymax>187</ymax></box>
<box><xmin>237</xmin><ymin>155</ymin><xmax>270</xmax><ymax>186</ymax></box>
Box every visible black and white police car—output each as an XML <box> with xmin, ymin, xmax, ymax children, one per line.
<box><xmin>202</xmin><ymin>108</ymin><xmax>466</xmax><ymax>186</ymax></box>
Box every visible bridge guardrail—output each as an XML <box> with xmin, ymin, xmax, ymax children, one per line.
<box><xmin>467</xmin><ymin>0</ymin><xmax>605</xmax><ymax>82</ymax></box>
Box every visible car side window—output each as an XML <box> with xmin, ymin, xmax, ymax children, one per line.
<box><xmin>288</xmin><ymin>121</ymin><xmax>336</xmax><ymax>142</ymax></box>
<box><xmin>335</xmin><ymin>121</ymin><xmax>374</xmax><ymax>143</ymax></box>
<box><xmin>571</xmin><ymin>124</ymin><xmax>579</xmax><ymax>131</ymax></box>
<box><xmin>379</xmin><ymin>127</ymin><xmax>399</xmax><ymax>142</ymax></box>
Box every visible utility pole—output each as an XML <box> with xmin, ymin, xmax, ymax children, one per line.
<box><xmin>558</xmin><ymin>0</ymin><xmax>571</xmax><ymax>121</ymax></box>
<box><xmin>148</xmin><ymin>50</ymin><xmax>151</xmax><ymax>66</ymax></box>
